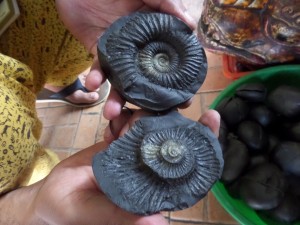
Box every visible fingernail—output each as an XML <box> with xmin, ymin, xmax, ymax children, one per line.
<box><xmin>90</xmin><ymin>92</ymin><xmax>98</xmax><ymax>100</ymax></box>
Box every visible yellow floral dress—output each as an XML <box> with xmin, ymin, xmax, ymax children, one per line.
<box><xmin>0</xmin><ymin>0</ymin><xmax>92</xmax><ymax>194</ymax></box>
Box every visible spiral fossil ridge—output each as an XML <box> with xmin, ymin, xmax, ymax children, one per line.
<box><xmin>92</xmin><ymin>111</ymin><xmax>223</xmax><ymax>215</ymax></box>
<box><xmin>98</xmin><ymin>12</ymin><xmax>207</xmax><ymax>111</ymax></box>
<box><xmin>93</xmin><ymin>12</ymin><xmax>221</xmax><ymax>216</ymax></box>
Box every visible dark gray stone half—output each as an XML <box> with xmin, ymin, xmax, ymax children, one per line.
<box><xmin>92</xmin><ymin>111</ymin><xmax>223</xmax><ymax>215</ymax></box>
<box><xmin>98</xmin><ymin>12</ymin><xmax>207</xmax><ymax>111</ymax></box>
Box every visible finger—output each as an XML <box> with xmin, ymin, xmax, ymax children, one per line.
<box><xmin>74</xmin><ymin>192</ymin><xmax>168</xmax><ymax>225</ymax></box>
<box><xmin>198</xmin><ymin>109</ymin><xmax>221</xmax><ymax>137</ymax></box>
<box><xmin>85</xmin><ymin>56</ymin><xmax>104</xmax><ymax>91</ymax></box>
<box><xmin>134</xmin><ymin>214</ymin><xmax>169</xmax><ymax>225</ymax></box>
<box><xmin>118</xmin><ymin>110</ymin><xmax>154</xmax><ymax>137</ymax></box>
<box><xmin>88</xmin><ymin>55</ymin><xmax>127</xmax><ymax>120</ymax></box>
<box><xmin>142</xmin><ymin>0</ymin><xmax>197</xmax><ymax>29</ymax></box>
<box><xmin>104</xmin><ymin>107</ymin><xmax>133</xmax><ymax>143</ymax></box>
<box><xmin>103</xmin><ymin>88</ymin><xmax>126</xmax><ymax>120</ymax></box>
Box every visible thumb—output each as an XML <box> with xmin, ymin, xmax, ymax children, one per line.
<box><xmin>198</xmin><ymin>109</ymin><xmax>221</xmax><ymax>137</ymax></box>
<box><xmin>142</xmin><ymin>0</ymin><xmax>197</xmax><ymax>29</ymax></box>
<box><xmin>133</xmin><ymin>214</ymin><xmax>169</xmax><ymax>225</ymax></box>
<box><xmin>85</xmin><ymin>56</ymin><xmax>105</xmax><ymax>91</ymax></box>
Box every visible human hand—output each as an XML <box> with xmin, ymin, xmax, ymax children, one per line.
<box><xmin>29</xmin><ymin>110</ymin><xmax>220</xmax><ymax>225</ymax></box>
<box><xmin>55</xmin><ymin>0</ymin><xmax>196</xmax><ymax>120</ymax></box>
<box><xmin>1</xmin><ymin>110</ymin><xmax>219</xmax><ymax>224</ymax></box>
<box><xmin>25</xmin><ymin>141</ymin><xmax>168</xmax><ymax>225</ymax></box>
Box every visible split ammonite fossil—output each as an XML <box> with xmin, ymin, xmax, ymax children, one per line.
<box><xmin>98</xmin><ymin>12</ymin><xmax>207</xmax><ymax>111</ymax></box>
<box><xmin>93</xmin><ymin>12</ymin><xmax>222</xmax><ymax>216</ymax></box>
<box><xmin>93</xmin><ymin>111</ymin><xmax>223</xmax><ymax>215</ymax></box>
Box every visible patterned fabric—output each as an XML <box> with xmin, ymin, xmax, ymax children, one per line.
<box><xmin>0</xmin><ymin>0</ymin><xmax>91</xmax><ymax>194</ymax></box>
<box><xmin>0</xmin><ymin>0</ymin><xmax>92</xmax><ymax>92</ymax></box>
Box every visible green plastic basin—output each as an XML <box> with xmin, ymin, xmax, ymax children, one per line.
<box><xmin>210</xmin><ymin>65</ymin><xmax>300</xmax><ymax>225</ymax></box>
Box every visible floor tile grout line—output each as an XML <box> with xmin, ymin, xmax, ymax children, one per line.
<box><xmin>203</xmin><ymin>196</ymin><xmax>209</xmax><ymax>221</ymax></box>
<box><xmin>71</xmin><ymin>108</ymin><xmax>83</xmax><ymax>153</ymax></box>
<box><xmin>35</xmin><ymin>104</ymin><xmax>74</xmax><ymax>109</ymax></box>
<box><xmin>200</xmin><ymin>94</ymin><xmax>206</xmax><ymax>115</ymax></box>
<box><xmin>164</xmin><ymin>213</ymin><xmax>171</xmax><ymax>223</ymax></box>
<box><xmin>42</xmin><ymin>123</ymin><xmax>82</xmax><ymax>128</ymax></box>
<box><xmin>95</xmin><ymin>106</ymin><xmax>105</xmax><ymax>144</ymax></box>
<box><xmin>170</xmin><ymin>222</ymin><xmax>199</xmax><ymax>224</ymax></box>
<box><xmin>83</xmin><ymin>112</ymin><xmax>102</xmax><ymax>115</ymax></box>
<box><xmin>169</xmin><ymin>218</ymin><xmax>202</xmax><ymax>224</ymax></box>
<box><xmin>169</xmin><ymin>218</ymin><xmax>237</xmax><ymax>225</ymax></box>
<box><xmin>199</xmin><ymin>89</ymin><xmax>225</xmax><ymax>94</ymax></box>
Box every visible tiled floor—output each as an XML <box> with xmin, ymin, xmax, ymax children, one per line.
<box><xmin>36</xmin><ymin>1</ymin><xmax>238</xmax><ymax>224</ymax></box>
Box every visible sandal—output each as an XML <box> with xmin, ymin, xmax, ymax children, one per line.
<box><xmin>36</xmin><ymin>78</ymin><xmax>110</xmax><ymax>107</ymax></box>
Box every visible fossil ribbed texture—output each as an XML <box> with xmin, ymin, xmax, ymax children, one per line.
<box><xmin>98</xmin><ymin>12</ymin><xmax>207</xmax><ymax>111</ymax></box>
<box><xmin>93</xmin><ymin>111</ymin><xmax>223</xmax><ymax>215</ymax></box>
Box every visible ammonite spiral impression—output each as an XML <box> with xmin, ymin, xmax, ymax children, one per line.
<box><xmin>93</xmin><ymin>111</ymin><xmax>223</xmax><ymax>215</ymax></box>
<box><xmin>98</xmin><ymin>12</ymin><xmax>207</xmax><ymax>111</ymax></box>
<box><xmin>93</xmin><ymin>12</ymin><xmax>221</xmax><ymax>216</ymax></box>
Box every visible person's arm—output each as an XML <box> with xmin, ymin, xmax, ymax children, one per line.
<box><xmin>0</xmin><ymin>184</ymin><xmax>40</xmax><ymax>224</ymax></box>
<box><xmin>0</xmin><ymin>110</ymin><xmax>220</xmax><ymax>225</ymax></box>
<box><xmin>0</xmin><ymin>141</ymin><xmax>169</xmax><ymax>225</ymax></box>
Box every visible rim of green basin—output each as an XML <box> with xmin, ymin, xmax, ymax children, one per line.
<box><xmin>210</xmin><ymin>64</ymin><xmax>300</xmax><ymax>225</ymax></box>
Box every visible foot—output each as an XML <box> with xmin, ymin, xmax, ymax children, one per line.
<box><xmin>44</xmin><ymin>68</ymin><xmax>100</xmax><ymax>105</ymax></box>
